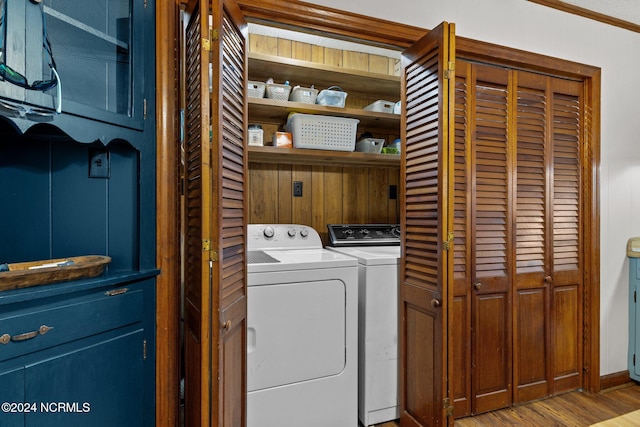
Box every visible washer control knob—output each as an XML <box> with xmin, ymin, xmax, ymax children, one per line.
<box><xmin>263</xmin><ymin>226</ymin><xmax>275</xmax><ymax>238</ymax></box>
<box><xmin>287</xmin><ymin>228</ymin><xmax>296</xmax><ymax>237</ymax></box>
<box><xmin>299</xmin><ymin>228</ymin><xmax>309</xmax><ymax>238</ymax></box>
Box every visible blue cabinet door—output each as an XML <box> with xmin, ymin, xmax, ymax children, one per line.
<box><xmin>0</xmin><ymin>0</ymin><xmax>150</xmax><ymax>130</ymax></box>
<box><xmin>0</xmin><ymin>365</ymin><xmax>25</xmax><ymax>427</ymax></box>
<box><xmin>24</xmin><ymin>329</ymin><xmax>145</xmax><ymax>427</ymax></box>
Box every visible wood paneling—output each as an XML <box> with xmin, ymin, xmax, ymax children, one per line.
<box><xmin>248</xmin><ymin>163</ymin><xmax>399</xmax><ymax>241</ymax></box>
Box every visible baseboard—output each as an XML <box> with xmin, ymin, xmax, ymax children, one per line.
<box><xmin>600</xmin><ymin>371</ymin><xmax>633</xmax><ymax>390</ymax></box>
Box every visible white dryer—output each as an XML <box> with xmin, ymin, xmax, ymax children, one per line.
<box><xmin>327</xmin><ymin>224</ymin><xmax>401</xmax><ymax>427</ymax></box>
<box><xmin>246</xmin><ymin>224</ymin><xmax>358</xmax><ymax>427</ymax></box>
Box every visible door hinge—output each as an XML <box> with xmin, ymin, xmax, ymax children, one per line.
<box><xmin>202</xmin><ymin>240</ymin><xmax>218</xmax><ymax>262</ymax></box>
<box><xmin>144</xmin><ymin>0</ymin><xmax>147</xmax><ymax>8</ymax></box>
<box><xmin>143</xmin><ymin>98</ymin><xmax>147</xmax><ymax>120</ymax></box>
<box><xmin>202</xmin><ymin>29</ymin><xmax>219</xmax><ymax>52</ymax></box>
<box><xmin>202</xmin><ymin>37</ymin><xmax>211</xmax><ymax>52</ymax></box>
<box><xmin>635</xmin><ymin>290</ymin><xmax>637</xmax><ymax>303</ymax></box>
<box><xmin>143</xmin><ymin>339</ymin><xmax>147</xmax><ymax>360</ymax></box>
<box><xmin>444</xmin><ymin>61</ymin><xmax>455</xmax><ymax>80</ymax></box>
<box><xmin>634</xmin><ymin>354</ymin><xmax>636</xmax><ymax>366</ymax></box>
<box><xmin>443</xmin><ymin>397</ymin><xmax>454</xmax><ymax>416</ymax></box>
<box><xmin>443</xmin><ymin>232</ymin><xmax>454</xmax><ymax>251</ymax></box>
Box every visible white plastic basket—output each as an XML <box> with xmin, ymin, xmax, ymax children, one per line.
<box><xmin>247</xmin><ymin>81</ymin><xmax>266</xmax><ymax>98</ymax></box>
<box><xmin>289</xmin><ymin>86</ymin><xmax>318</xmax><ymax>104</ymax></box>
<box><xmin>286</xmin><ymin>114</ymin><xmax>359</xmax><ymax>152</ymax></box>
<box><xmin>363</xmin><ymin>100</ymin><xmax>396</xmax><ymax>113</ymax></box>
<box><xmin>265</xmin><ymin>83</ymin><xmax>292</xmax><ymax>101</ymax></box>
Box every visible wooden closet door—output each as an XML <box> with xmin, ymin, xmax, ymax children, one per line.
<box><xmin>549</xmin><ymin>78</ymin><xmax>583</xmax><ymax>394</ymax></box>
<box><xmin>399</xmin><ymin>21</ymin><xmax>455</xmax><ymax>427</ymax></box>
<box><xmin>470</xmin><ymin>64</ymin><xmax>513</xmax><ymax>415</ymax></box>
<box><xmin>452</xmin><ymin>60</ymin><xmax>472</xmax><ymax>418</ymax></box>
<box><xmin>183</xmin><ymin>0</ymin><xmax>248</xmax><ymax>426</ymax></box>
<box><xmin>512</xmin><ymin>73</ymin><xmax>584</xmax><ymax>401</ymax></box>
<box><xmin>513</xmin><ymin>71</ymin><xmax>551</xmax><ymax>403</ymax></box>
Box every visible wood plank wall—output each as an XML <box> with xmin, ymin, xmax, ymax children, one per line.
<box><xmin>248</xmin><ymin>33</ymin><xmax>401</xmax><ymax>243</ymax></box>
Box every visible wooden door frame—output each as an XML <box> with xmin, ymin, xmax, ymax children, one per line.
<box><xmin>155</xmin><ymin>0</ymin><xmax>601</xmax><ymax>423</ymax></box>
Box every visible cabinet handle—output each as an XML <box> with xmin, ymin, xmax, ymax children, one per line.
<box><xmin>473</xmin><ymin>282</ymin><xmax>482</xmax><ymax>290</ymax></box>
<box><xmin>105</xmin><ymin>288</ymin><xmax>129</xmax><ymax>296</ymax></box>
<box><xmin>544</xmin><ymin>276</ymin><xmax>552</xmax><ymax>283</ymax></box>
<box><xmin>431</xmin><ymin>298</ymin><xmax>441</xmax><ymax>308</ymax></box>
<box><xmin>0</xmin><ymin>334</ymin><xmax>9</xmax><ymax>344</ymax></box>
<box><xmin>10</xmin><ymin>325</ymin><xmax>54</xmax><ymax>342</ymax></box>
<box><xmin>222</xmin><ymin>320</ymin><xmax>231</xmax><ymax>330</ymax></box>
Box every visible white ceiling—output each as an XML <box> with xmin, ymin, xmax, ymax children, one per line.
<box><xmin>559</xmin><ymin>0</ymin><xmax>640</xmax><ymax>26</ymax></box>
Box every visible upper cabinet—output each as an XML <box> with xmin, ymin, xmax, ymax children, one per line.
<box><xmin>41</xmin><ymin>0</ymin><xmax>145</xmax><ymax>129</ymax></box>
<box><xmin>0</xmin><ymin>0</ymin><xmax>147</xmax><ymax>136</ymax></box>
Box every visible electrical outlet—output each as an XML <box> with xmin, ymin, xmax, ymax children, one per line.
<box><xmin>389</xmin><ymin>185</ymin><xmax>397</xmax><ymax>200</ymax></box>
<box><xmin>89</xmin><ymin>148</ymin><xmax>110</xmax><ymax>179</ymax></box>
<box><xmin>293</xmin><ymin>181</ymin><xmax>303</xmax><ymax>197</ymax></box>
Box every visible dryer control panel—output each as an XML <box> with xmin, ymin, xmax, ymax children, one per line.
<box><xmin>327</xmin><ymin>224</ymin><xmax>400</xmax><ymax>247</ymax></box>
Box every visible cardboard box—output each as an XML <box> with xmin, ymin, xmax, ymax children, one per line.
<box><xmin>272</xmin><ymin>132</ymin><xmax>292</xmax><ymax>148</ymax></box>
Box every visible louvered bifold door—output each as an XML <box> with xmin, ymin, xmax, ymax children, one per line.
<box><xmin>210</xmin><ymin>1</ymin><xmax>248</xmax><ymax>425</ymax></box>
<box><xmin>400</xmin><ymin>21</ymin><xmax>455</xmax><ymax>427</ymax></box>
<box><xmin>183</xmin><ymin>1</ymin><xmax>214</xmax><ymax>426</ymax></box>
<box><xmin>549</xmin><ymin>78</ymin><xmax>583</xmax><ymax>394</ymax></box>
<box><xmin>513</xmin><ymin>71</ymin><xmax>551</xmax><ymax>404</ymax></box>
<box><xmin>470</xmin><ymin>64</ymin><xmax>512</xmax><ymax>415</ymax></box>
<box><xmin>183</xmin><ymin>0</ymin><xmax>248</xmax><ymax>426</ymax></box>
<box><xmin>451</xmin><ymin>60</ymin><xmax>472</xmax><ymax>418</ymax></box>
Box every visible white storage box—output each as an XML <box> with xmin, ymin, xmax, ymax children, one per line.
<box><xmin>363</xmin><ymin>100</ymin><xmax>396</xmax><ymax>114</ymax></box>
<box><xmin>266</xmin><ymin>83</ymin><xmax>292</xmax><ymax>101</ymax></box>
<box><xmin>247</xmin><ymin>81</ymin><xmax>266</xmax><ymax>98</ymax></box>
<box><xmin>289</xmin><ymin>86</ymin><xmax>318</xmax><ymax>104</ymax></box>
<box><xmin>285</xmin><ymin>114</ymin><xmax>359</xmax><ymax>152</ymax></box>
<box><xmin>356</xmin><ymin>138</ymin><xmax>385</xmax><ymax>153</ymax></box>
<box><xmin>316</xmin><ymin>87</ymin><xmax>348</xmax><ymax>108</ymax></box>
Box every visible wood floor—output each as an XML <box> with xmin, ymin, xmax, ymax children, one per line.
<box><xmin>372</xmin><ymin>383</ymin><xmax>640</xmax><ymax>427</ymax></box>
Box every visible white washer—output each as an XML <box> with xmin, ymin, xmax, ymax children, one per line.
<box><xmin>246</xmin><ymin>224</ymin><xmax>358</xmax><ymax>427</ymax></box>
<box><xmin>327</xmin><ymin>224</ymin><xmax>401</xmax><ymax>427</ymax></box>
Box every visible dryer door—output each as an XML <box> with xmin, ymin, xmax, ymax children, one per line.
<box><xmin>247</xmin><ymin>278</ymin><xmax>346</xmax><ymax>391</ymax></box>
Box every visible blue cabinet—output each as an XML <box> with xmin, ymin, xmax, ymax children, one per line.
<box><xmin>629</xmin><ymin>243</ymin><xmax>640</xmax><ymax>381</ymax></box>
<box><xmin>0</xmin><ymin>278</ymin><xmax>155</xmax><ymax>427</ymax></box>
<box><xmin>0</xmin><ymin>0</ymin><xmax>156</xmax><ymax>424</ymax></box>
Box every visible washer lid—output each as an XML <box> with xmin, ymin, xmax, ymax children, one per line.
<box><xmin>327</xmin><ymin>246</ymin><xmax>400</xmax><ymax>266</ymax></box>
<box><xmin>247</xmin><ymin>248</ymin><xmax>357</xmax><ymax>273</ymax></box>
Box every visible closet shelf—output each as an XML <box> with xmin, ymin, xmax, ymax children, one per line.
<box><xmin>248</xmin><ymin>145</ymin><xmax>400</xmax><ymax>168</ymax></box>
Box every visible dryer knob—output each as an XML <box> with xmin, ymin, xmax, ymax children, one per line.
<box><xmin>263</xmin><ymin>226</ymin><xmax>275</xmax><ymax>238</ymax></box>
<box><xmin>287</xmin><ymin>228</ymin><xmax>296</xmax><ymax>237</ymax></box>
<box><xmin>299</xmin><ymin>228</ymin><xmax>309</xmax><ymax>238</ymax></box>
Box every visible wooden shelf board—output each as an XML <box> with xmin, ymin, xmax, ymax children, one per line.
<box><xmin>248</xmin><ymin>97</ymin><xmax>400</xmax><ymax>129</ymax></box>
<box><xmin>248</xmin><ymin>52</ymin><xmax>400</xmax><ymax>100</ymax></box>
<box><xmin>248</xmin><ymin>145</ymin><xmax>400</xmax><ymax>168</ymax></box>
